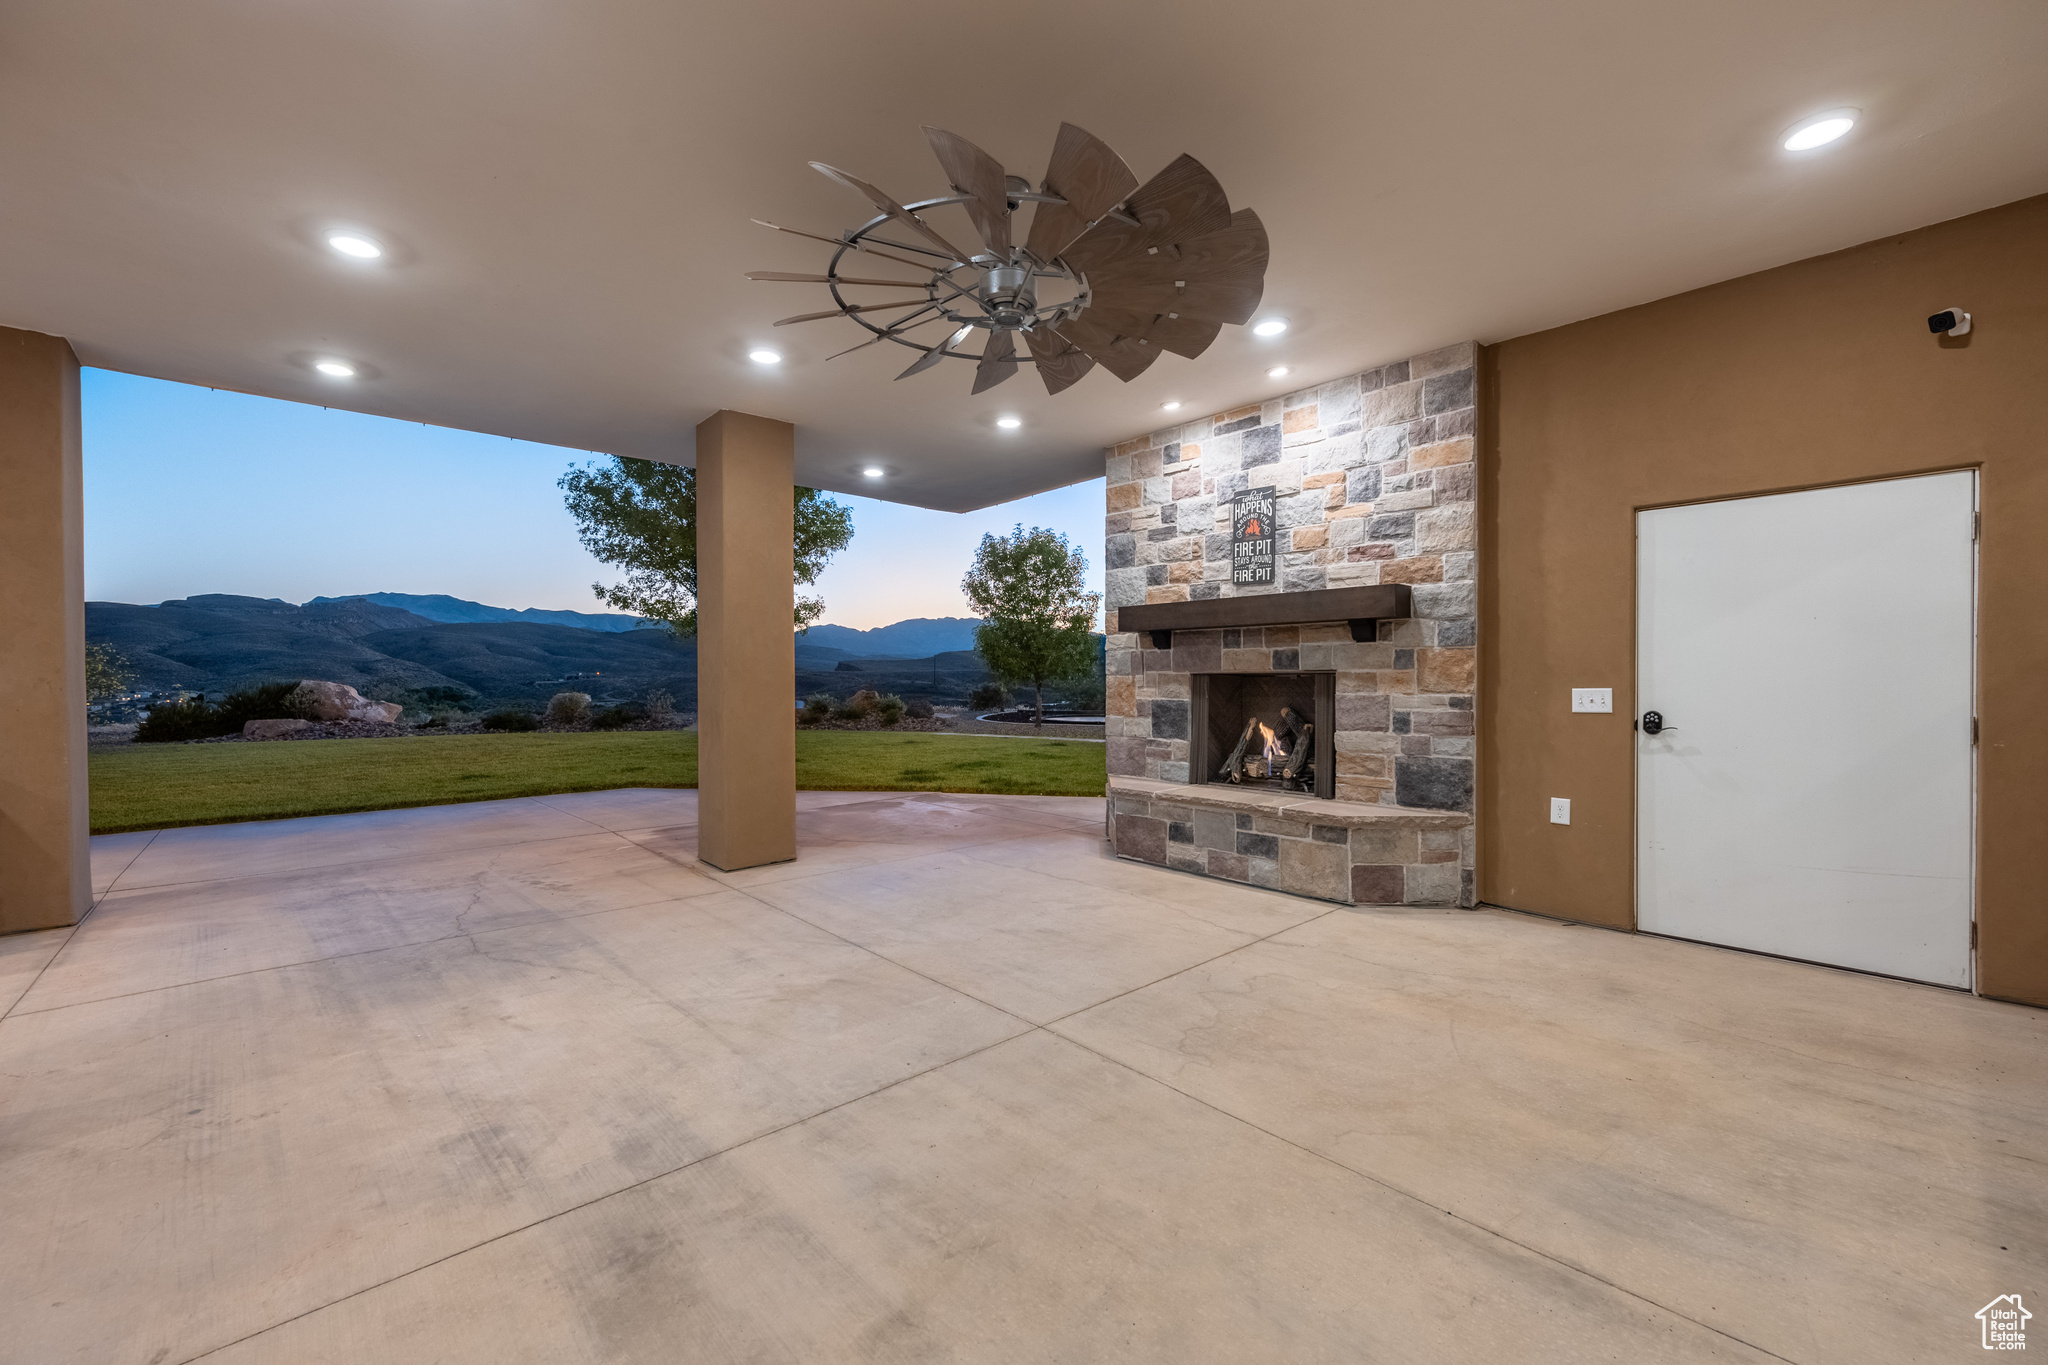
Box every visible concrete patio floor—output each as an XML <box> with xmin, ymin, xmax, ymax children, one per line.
<box><xmin>2</xmin><ymin>790</ymin><xmax>2042</xmax><ymax>1364</ymax></box>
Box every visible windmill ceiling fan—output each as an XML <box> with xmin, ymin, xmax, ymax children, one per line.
<box><xmin>750</xmin><ymin>123</ymin><xmax>1271</xmax><ymax>396</ymax></box>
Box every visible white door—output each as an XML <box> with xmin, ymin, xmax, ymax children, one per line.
<box><xmin>1636</xmin><ymin>472</ymin><xmax>1976</xmax><ymax>988</ymax></box>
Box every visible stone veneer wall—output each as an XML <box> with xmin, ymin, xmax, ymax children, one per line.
<box><xmin>1103</xmin><ymin>342</ymin><xmax>1481</xmax><ymax>902</ymax></box>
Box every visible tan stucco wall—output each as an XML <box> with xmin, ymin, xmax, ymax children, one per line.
<box><xmin>0</xmin><ymin>326</ymin><xmax>89</xmax><ymax>932</ymax></box>
<box><xmin>1481</xmin><ymin>193</ymin><xmax>2048</xmax><ymax>1007</ymax></box>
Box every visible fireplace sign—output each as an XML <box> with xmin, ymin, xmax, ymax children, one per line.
<box><xmin>1231</xmin><ymin>486</ymin><xmax>1277</xmax><ymax>586</ymax></box>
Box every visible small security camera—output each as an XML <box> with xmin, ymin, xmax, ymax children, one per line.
<box><xmin>1928</xmin><ymin>308</ymin><xmax>1972</xmax><ymax>337</ymax></box>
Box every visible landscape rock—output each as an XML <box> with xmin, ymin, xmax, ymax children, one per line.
<box><xmin>291</xmin><ymin>680</ymin><xmax>365</xmax><ymax>721</ymax></box>
<box><xmin>291</xmin><ymin>680</ymin><xmax>402</xmax><ymax>724</ymax></box>
<box><xmin>244</xmin><ymin>718</ymin><xmax>314</xmax><ymax>739</ymax></box>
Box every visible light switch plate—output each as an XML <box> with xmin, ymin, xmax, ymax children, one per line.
<box><xmin>1550</xmin><ymin>797</ymin><xmax>1571</xmax><ymax>825</ymax></box>
<box><xmin>1571</xmin><ymin>688</ymin><xmax>1613</xmax><ymax>713</ymax></box>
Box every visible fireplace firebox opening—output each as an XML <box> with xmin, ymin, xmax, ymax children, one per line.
<box><xmin>1190</xmin><ymin>672</ymin><xmax>1338</xmax><ymax>801</ymax></box>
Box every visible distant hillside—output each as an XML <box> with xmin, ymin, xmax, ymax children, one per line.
<box><xmin>296</xmin><ymin>596</ymin><xmax>974</xmax><ymax>651</ymax></box>
<box><xmin>306</xmin><ymin>592</ymin><xmax>652</xmax><ymax>633</ymax></box>
<box><xmin>797</xmin><ymin>650</ymin><xmax>993</xmax><ymax>702</ymax></box>
<box><xmin>800</xmin><ymin>617</ymin><xmax>982</xmax><ymax>657</ymax></box>
<box><xmin>87</xmin><ymin>595</ymin><xmax>692</xmax><ymax>707</ymax></box>
<box><xmin>86</xmin><ymin>595</ymin><xmax>1004</xmax><ymax>709</ymax></box>
<box><xmin>363</xmin><ymin>622</ymin><xmax>697</xmax><ymax>701</ymax></box>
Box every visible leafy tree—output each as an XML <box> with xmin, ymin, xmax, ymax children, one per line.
<box><xmin>558</xmin><ymin>457</ymin><xmax>854</xmax><ymax>637</ymax></box>
<box><xmin>962</xmin><ymin>526</ymin><xmax>1102</xmax><ymax>725</ymax></box>
<box><xmin>84</xmin><ymin>643</ymin><xmax>137</xmax><ymax>704</ymax></box>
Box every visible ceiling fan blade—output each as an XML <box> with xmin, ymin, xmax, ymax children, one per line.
<box><xmin>971</xmin><ymin>329</ymin><xmax>1019</xmax><ymax>394</ymax></box>
<box><xmin>922</xmin><ymin>127</ymin><xmax>1011</xmax><ymax>256</ymax></box>
<box><xmin>896</xmin><ymin>324</ymin><xmax>976</xmax><ymax>379</ymax></box>
<box><xmin>1025</xmin><ymin>122</ymin><xmax>1138</xmax><ymax>263</ymax></box>
<box><xmin>823</xmin><ymin>313</ymin><xmax>952</xmax><ymax>360</ymax></box>
<box><xmin>810</xmin><ymin>162</ymin><xmax>973</xmax><ymax>264</ymax></box>
<box><xmin>1059</xmin><ymin>153</ymin><xmax>1233</xmax><ymax>275</ymax></box>
<box><xmin>746</xmin><ymin>271</ymin><xmax>934</xmax><ymax>287</ymax></box>
<box><xmin>1083</xmin><ymin>208</ymin><xmax>1270</xmax><ymax>325</ymax></box>
<box><xmin>1052</xmin><ymin>313</ymin><xmax>1161</xmax><ymax>383</ymax></box>
<box><xmin>1088</xmin><ymin>277</ymin><xmax>1263</xmax><ymax>327</ymax></box>
<box><xmin>774</xmin><ymin>298</ymin><xmax>934</xmax><ymax>326</ymax></box>
<box><xmin>1080</xmin><ymin>306</ymin><xmax>1224</xmax><ymax>360</ymax></box>
<box><xmin>1024</xmin><ymin>327</ymin><xmax>1096</xmax><ymax>395</ymax></box>
<box><xmin>750</xmin><ymin>219</ymin><xmax>936</xmax><ymax>273</ymax></box>
<box><xmin>1096</xmin><ymin>207</ymin><xmax>1268</xmax><ymax>286</ymax></box>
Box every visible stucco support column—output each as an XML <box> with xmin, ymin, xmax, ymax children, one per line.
<box><xmin>0</xmin><ymin>327</ymin><xmax>89</xmax><ymax>932</ymax></box>
<box><xmin>694</xmin><ymin>409</ymin><xmax>797</xmax><ymax>871</ymax></box>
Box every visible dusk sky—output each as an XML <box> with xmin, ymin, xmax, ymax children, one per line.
<box><xmin>82</xmin><ymin>369</ymin><xmax>1107</xmax><ymax>630</ymax></box>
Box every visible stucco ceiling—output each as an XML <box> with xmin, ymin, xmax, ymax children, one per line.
<box><xmin>2</xmin><ymin>0</ymin><xmax>2044</xmax><ymax>510</ymax></box>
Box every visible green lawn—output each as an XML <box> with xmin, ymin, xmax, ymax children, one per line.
<box><xmin>88</xmin><ymin>730</ymin><xmax>1106</xmax><ymax>833</ymax></box>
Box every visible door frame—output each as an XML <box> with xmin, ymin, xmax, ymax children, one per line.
<box><xmin>1629</xmin><ymin>465</ymin><xmax>1982</xmax><ymax>993</ymax></box>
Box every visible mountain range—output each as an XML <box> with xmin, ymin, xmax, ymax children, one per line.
<box><xmin>798</xmin><ymin>617</ymin><xmax>982</xmax><ymax>656</ymax></box>
<box><xmin>87</xmin><ymin>594</ymin><xmax>998</xmax><ymax>711</ymax></box>
<box><xmin>304</xmin><ymin>593</ymin><xmax>983</xmax><ymax>656</ymax></box>
<box><xmin>305</xmin><ymin>593</ymin><xmax>651</xmax><ymax>633</ymax></box>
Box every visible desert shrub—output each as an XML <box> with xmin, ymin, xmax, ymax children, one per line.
<box><xmin>481</xmin><ymin>709</ymin><xmax>540</xmax><ymax>732</ymax></box>
<box><xmin>135</xmin><ymin>682</ymin><xmax>310</xmax><ymax>743</ymax></box>
<box><xmin>591</xmin><ymin>703</ymin><xmax>644</xmax><ymax>730</ymax></box>
<box><xmin>835</xmin><ymin>689</ymin><xmax>880</xmax><ymax>721</ymax></box>
<box><xmin>968</xmin><ymin>682</ymin><xmax>1010</xmax><ymax>711</ymax></box>
<box><xmin>213</xmin><ymin>682</ymin><xmax>314</xmax><ymax>732</ymax></box>
<box><xmin>547</xmin><ymin>691</ymin><xmax>592</xmax><ymax>724</ymax></box>
<box><xmin>800</xmin><ymin>693</ymin><xmax>833</xmax><ymax>724</ymax></box>
<box><xmin>874</xmin><ymin>694</ymin><xmax>906</xmax><ymax>726</ymax></box>
<box><xmin>134</xmin><ymin>695</ymin><xmax>216</xmax><ymax>743</ymax></box>
<box><xmin>644</xmin><ymin>688</ymin><xmax>675</xmax><ymax>724</ymax></box>
<box><xmin>904</xmin><ymin>698</ymin><xmax>935</xmax><ymax>720</ymax></box>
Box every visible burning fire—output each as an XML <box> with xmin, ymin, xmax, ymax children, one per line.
<box><xmin>1220</xmin><ymin>706</ymin><xmax>1314</xmax><ymax>790</ymax></box>
<box><xmin>1242</xmin><ymin>720</ymin><xmax>1285</xmax><ymax>777</ymax></box>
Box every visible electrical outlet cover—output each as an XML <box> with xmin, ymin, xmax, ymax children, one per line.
<box><xmin>1550</xmin><ymin>797</ymin><xmax>1571</xmax><ymax>825</ymax></box>
<box><xmin>1571</xmin><ymin>688</ymin><xmax>1613</xmax><ymax>713</ymax></box>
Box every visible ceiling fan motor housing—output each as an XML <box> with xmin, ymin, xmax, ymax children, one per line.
<box><xmin>980</xmin><ymin>261</ymin><xmax>1037</xmax><ymax>326</ymax></box>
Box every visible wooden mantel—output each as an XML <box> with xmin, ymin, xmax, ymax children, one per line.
<box><xmin>1115</xmin><ymin>584</ymin><xmax>1413</xmax><ymax>648</ymax></box>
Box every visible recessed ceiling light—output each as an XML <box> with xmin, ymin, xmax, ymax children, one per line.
<box><xmin>313</xmin><ymin>359</ymin><xmax>358</xmax><ymax>378</ymax></box>
<box><xmin>1252</xmin><ymin>319</ymin><xmax>1288</xmax><ymax>338</ymax></box>
<box><xmin>325</xmin><ymin>232</ymin><xmax>383</xmax><ymax>260</ymax></box>
<box><xmin>1782</xmin><ymin>111</ymin><xmax>1857</xmax><ymax>151</ymax></box>
<box><xmin>862</xmin><ymin>466</ymin><xmax>885</xmax><ymax>478</ymax></box>
<box><xmin>996</xmin><ymin>416</ymin><xmax>1021</xmax><ymax>429</ymax></box>
<box><xmin>1267</xmin><ymin>365</ymin><xmax>1290</xmax><ymax>379</ymax></box>
<box><xmin>1162</xmin><ymin>400</ymin><xmax>1182</xmax><ymax>411</ymax></box>
<box><xmin>748</xmin><ymin>349</ymin><xmax>782</xmax><ymax>364</ymax></box>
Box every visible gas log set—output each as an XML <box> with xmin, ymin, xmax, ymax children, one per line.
<box><xmin>1187</xmin><ymin>670</ymin><xmax>1337</xmax><ymax>801</ymax></box>
<box><xmin>1216</xmin><ymin>706</ymin><xmax>1316</xmax><ymax>792</ymax></box>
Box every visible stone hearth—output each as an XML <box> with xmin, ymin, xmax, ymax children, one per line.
<box><xmin>1109</xmin><ymin>776</ymin><xmax>1472</xmax><ymax>906</ymax></box>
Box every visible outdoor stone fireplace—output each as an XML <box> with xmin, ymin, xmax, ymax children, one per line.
<box><xmin>1103</xmin><ymin>343</ymin><xmax>1480</xmax><ymax>907</ymax></box>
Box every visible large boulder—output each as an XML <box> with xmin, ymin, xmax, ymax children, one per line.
<box><xmin>291</xmin><ymin>680</ymin><xmax>362</xmax><ymax>721</ymax></box>
<box><xmin>244</xmin><ymin>718</ymin><xmax>313</xmax><ymax>740</ymax></box>
<box><xmin>290</xmin><ymin>680</ymin><xmax>402</xmax><ymax>724</ymax></box>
